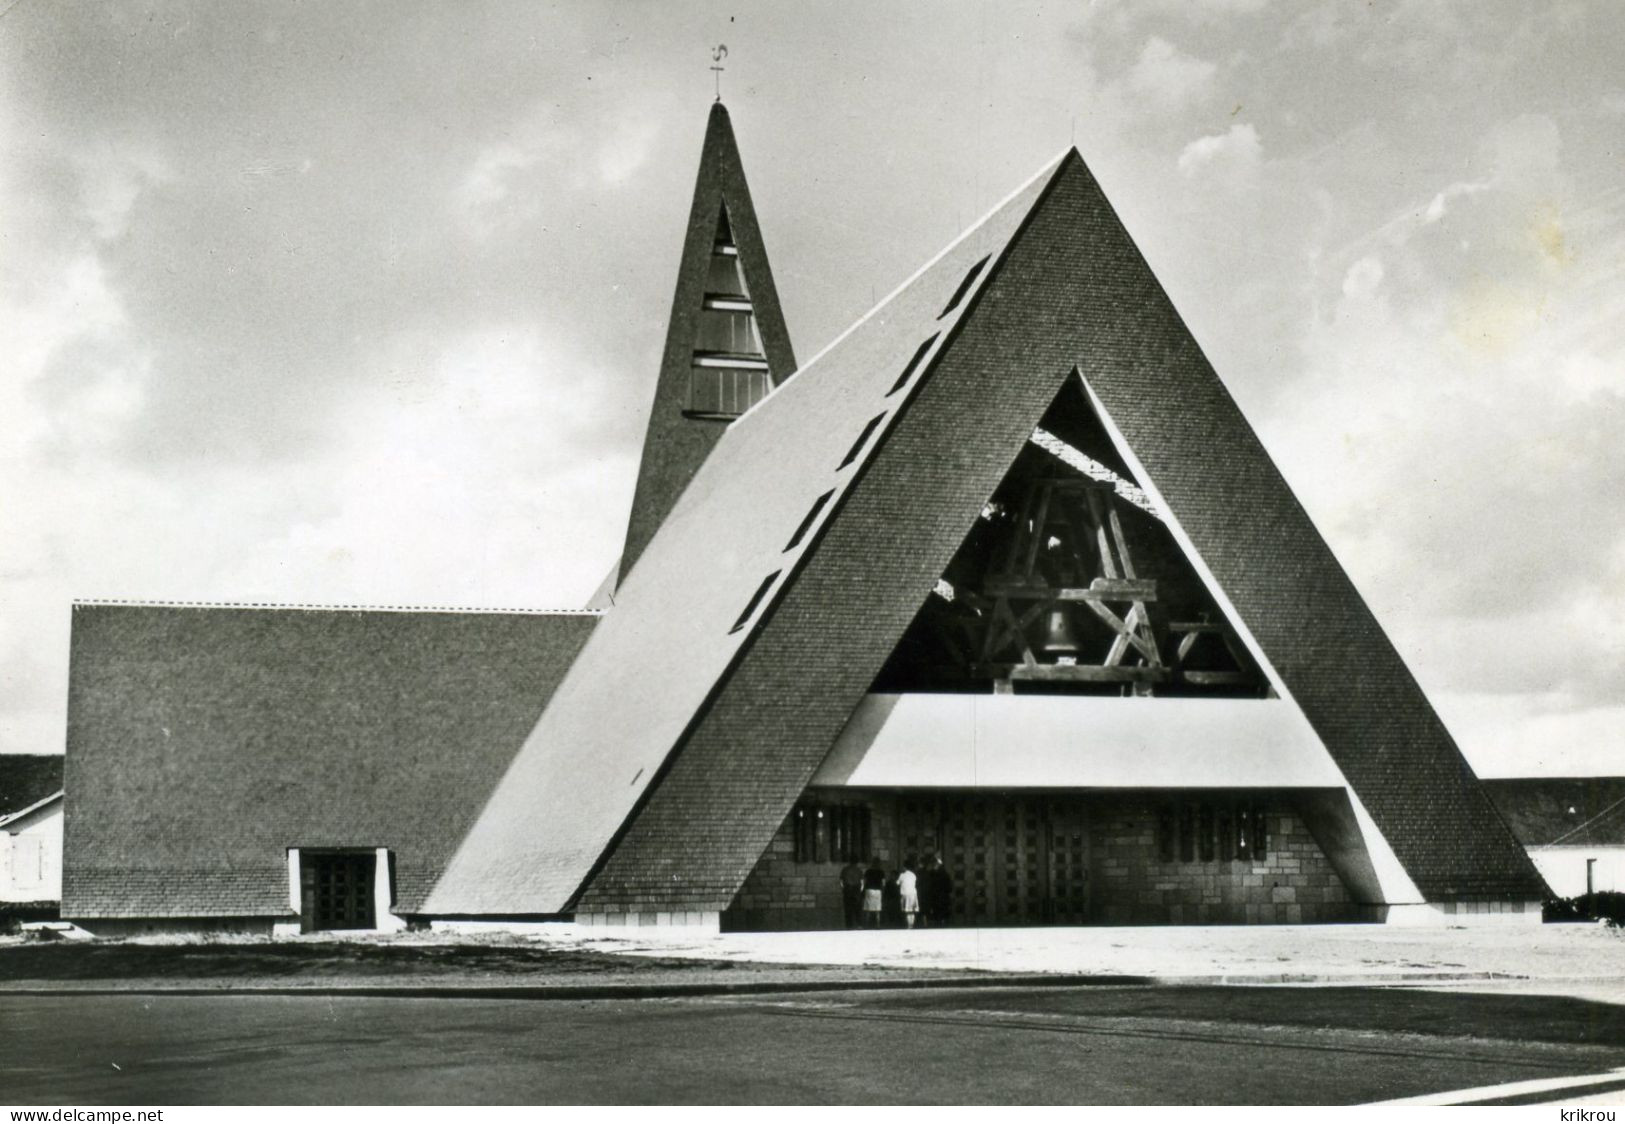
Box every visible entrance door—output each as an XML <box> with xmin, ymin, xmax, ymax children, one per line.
<box><xmin>895</xmin><ymin>794</ymin><xmax>1089</xmax><ymax>925</ymax></box>
<box><xmin>302</xmin><ymin>852</ymin><xmax>376</xmax><ymax>931</ymax></box>
<box><xmin>1045</xmin><ymin>798</ymin><xmax>1091</xmax><ymax>923</ymax></box>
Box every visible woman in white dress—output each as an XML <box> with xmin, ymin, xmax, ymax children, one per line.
<box><xmin>896</xmin><ymin>857</ymin><xmax>920</xmax><ymax>929</ymax></box>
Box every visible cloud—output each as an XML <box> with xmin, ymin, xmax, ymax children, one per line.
<box><xmin>1441</xmin><ymin>694</ymin><xmax>1625</xmax><ymax>779</ymax></box>
<box><xmin>1422</xmin><ymin>181</ymin><xmax>1489</xmax><ymax>224</ymax></box>
<box><xmin>213</xmin><ymin>323</ymin><xmax>635</xmax><ymax>606</ymax></box>
<box><xmin>596</xmin><ymin>118</ymin><xmax>660</xmax><ymax>186</ymax></box>
<box><xmin>1089</xmin><ymin>0</ymin><xmax>1270</xmax><ymax>23</ymax></box>
<box><xmin>1263</xmin><ymin>114</ymin><xmax>1625</xmax><ymax>771</ymax></box>
<box><xmin>1340</xmin><ymin>255</ymin><xmax>1383</xmax><ymax>298</ymax></box>
<box><xmin>0</xmin><ymin>314</ymin><xmax>638</xmax><ymax>754</ymax></box>
<box><xmin>456</xmin><ymin>143</ymin><xmax>542</xmax><ymax>217</ymax></box>
<box><xmin>1128</xmin><ymin>37</ymin><xmax>1217</xmax><ymax>110</ymax></box>
<box><xmin>454</xmin><ymin>106</ymin><xmax>661</xmax><ymax>236</ymax></box>
<box><xmin>73</xmin><ymin>146</ymin><xmax>170</xmax><ymax>241</ymax></box>
<box><xmin>1187</xmin><ymin>0</ymin><xmax>1271</xmax><ymax>11</ymax></box>
<box><xmin>1176</xmin><ymin>122</ymin><xmax>1262</xmax><ymax>179</ymax></box>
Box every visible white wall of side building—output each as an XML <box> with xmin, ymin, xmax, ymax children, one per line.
<box><xmin>1</xmin><ymin>797</ymin><xmax>63</xmax><ymax>904</ymax></box>
<box><xmin>1527</xmin><ymin>846</ymin><xmax>1625</xmax><ymax>899</ymax></box>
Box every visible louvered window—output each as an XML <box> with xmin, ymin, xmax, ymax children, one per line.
<box><xmin>793</xmin><ymin>802</ymin><xmax>873</xmax><ymax>864</ymax></box>
<box><xmin>686</xmin><ymin>204</ymin><xmax>774</xmax><ymax>418</ymax></box>
<box><xmin>1158</xmin><ymin>800</ymin><xmax>1270</xmax><ymax>863</ymax></box>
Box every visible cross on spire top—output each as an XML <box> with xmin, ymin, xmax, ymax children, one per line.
<box><xmin>710</xmin><ymin>44</ymin><xmax>728</xmax><ymax>102</ymax></box>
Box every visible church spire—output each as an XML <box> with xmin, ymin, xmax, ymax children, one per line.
<box><xmin>616</xmin><ymin>102</ymin><xmax>797</xmax><ymax>586</ymax></box>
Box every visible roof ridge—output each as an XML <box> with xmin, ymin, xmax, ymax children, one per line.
<box><xmin>72</xmin><ymin>598</ymin><xmax>605</xmax><ymax>616</ymax></box>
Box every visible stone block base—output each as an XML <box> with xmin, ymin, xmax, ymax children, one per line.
<box><xmin>1378</xmin><ymin>900</ymin><xmax>1544</xmax><ymax>926</ymax></box>
<box><xmin>574</xmin><ymin>910</ymin><xmax>721</xmax><ymax>936</ymax></box>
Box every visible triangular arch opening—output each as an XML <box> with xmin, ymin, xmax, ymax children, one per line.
<box><xmin>872</xmin><ymin>373</ymin><xmax>1270</xmax><ymax>698</ymax></box>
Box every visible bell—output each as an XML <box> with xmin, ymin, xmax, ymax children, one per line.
<box><xmin>1040</xmin><ymin>607</ymin><xmax>1081</xmax><ymax>655</ymax></box>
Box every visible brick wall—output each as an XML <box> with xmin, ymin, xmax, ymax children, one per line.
<box><xmin>1091</xmin><ymin>802</ymin><xmax>1357</xmax><ymax>925</ymax></box>
<box><xmin>722</xmin><ymin>793</ymin><xmax>1357</xmax><ymax>930</ymax></box>
<box><xmin>723</xmin><ymin>795</ymin><xmax>898</xmax><ymax>931</ymax></box>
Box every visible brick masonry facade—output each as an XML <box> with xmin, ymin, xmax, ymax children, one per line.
<box><xmin>1090</xmin><ymin>802</ymin><xmax>1356</xmax><ymax>925</ymax></box>
<box><xmin>724</xmin><ymin>795</ymin><xmax>901</xmax><ymax>932</ymax></box>
<box><xmin>723</xmin><ymin>791</ymin><xmax>1357</xmax><ymax>931</ymax></box>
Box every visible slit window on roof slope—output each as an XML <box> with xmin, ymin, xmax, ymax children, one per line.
<box><xmin>838</xmin><ymin>413</ymin><xmax>887</xmax><ymax>470</ymax></box>
<box><xmin>729</xmin><ymin>570</ymin><xmax>781</xmax><ymax>634</ymax></box>
<box><xmin>888</xmin><ymin>334</ymin><xmax>940</xmax><ymax>397</ymax></box>
<box><xmin>938</xmin><ymin>255</ymin><xmax>990</xmax><ymax>319</ymax></box>
<box><xmin>785</xmin><ymin>490</ymin><xmax>836</xmax><ymax>552</ymax></box>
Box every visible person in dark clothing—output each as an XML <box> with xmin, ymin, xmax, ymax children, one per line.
<box><xmin>838</xmin><ymin>859</ymin><xmax>864</xmax><ymax>929</ymax></box>
<box><xmin>917</xmin><ymin>851</ymin><xmax>939</xmax><ymax>927</ymax></box>
<box><xmin>861</xmin><ymin>858</ymin><xmax>886</xmax><ymax>929</ymax></box>
<box><xmin>925</xmin><ymin>855</ymin><xmax>954</xmax><ymax>928</ymax></box>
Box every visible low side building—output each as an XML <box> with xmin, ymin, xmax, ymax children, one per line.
<box><xmin>0</xmin><ymin>755</ymin><xmax>65</xmax><ymax>921</ymax></box>
<box><xmin>1485</xmin><ymin>778</ymin><xmax>1625</xmax><ymax>899</ymax></box>
<box><xmin>63</xmin><ymin>608</ymin><xmax>595</xmax><ymax>935</ymax></box>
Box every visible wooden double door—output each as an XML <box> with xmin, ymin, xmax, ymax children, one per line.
<box><xmin>896</xmin><ymin>794</ymin><xmax>1091</xmax><ymax>925</ymax></box>
<box><xmin>300</xmin><ymin>851</ymin><xmax>376</xmax><ymax>931</ymax></box>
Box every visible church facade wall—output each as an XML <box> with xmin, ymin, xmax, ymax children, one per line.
<box><xmin>723</xmin><ymin>790</ymin><xmax>1359</xmax><ymax>931</ymax></box>
<box><xmin>1089</xmin><ymin>803</ymin><xmax>1357</xmax><ymax>925</ymax></box>
<box><xmin>723</xmin><ymin>794</ymin><xmax>901</xmax><ymax>932</ymax></box>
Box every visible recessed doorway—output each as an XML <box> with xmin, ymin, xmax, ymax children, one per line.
<box><xmin>300</xmin><ymin>851</ymin><xmax>376</xmax><ymax>931</ymax></box>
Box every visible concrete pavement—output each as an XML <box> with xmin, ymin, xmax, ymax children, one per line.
<box><xmin>7</xmin><ymin>984</ymin><xmax>1625</xmax><ymax>1104</ymax></box>
<box><xmin>4</xmin><ymin>921</ymin><xmax>1621</xmax><ymax>1002</ymax></box>
<box><xmin>535</xmin><ymin>920</ymin><xmax>1625</xmax><ymax>990</ymax></box>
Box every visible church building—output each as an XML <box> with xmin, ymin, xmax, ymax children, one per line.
<box><xmin>60</xmin><ymin>103</ymin><xmax>1548</xmax><ymax>936</ymax></box>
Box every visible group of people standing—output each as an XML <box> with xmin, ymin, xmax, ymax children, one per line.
<box><xmin>839</xmin><ymin>854</ymin><xmax>953</xmax><ymax>929</ymax></box>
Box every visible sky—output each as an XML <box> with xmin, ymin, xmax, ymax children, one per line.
<box><xmin>1</xmin><ymin>1</ymin><xmax>1622</xmax><ymax>777</ymax></box>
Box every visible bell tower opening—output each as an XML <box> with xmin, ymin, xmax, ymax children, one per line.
<box><xmin>871</xmin><ymin>373</ymin><xmax>1270</xmax><ymax>699</ymax></box>
<box><xmin>686</xmin><ymin>203</ymin><xmax>774</xmax><ymax>419</ymax></box>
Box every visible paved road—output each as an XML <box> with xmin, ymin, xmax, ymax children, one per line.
<box><xmin>4</xmin><ymin>985</ymin><xmax>1624</xmax><ymax>1104</ymax></box>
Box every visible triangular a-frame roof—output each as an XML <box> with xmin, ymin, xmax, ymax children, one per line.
<box><xmin>427</xmin><ymin>149</ymin><xmax>1545</xmax><ymax>917</ymax></box>
<box><xmin>617</xmin><ymin>102</ymin><xmax>797</xmax><ymax>586</ymax></box>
